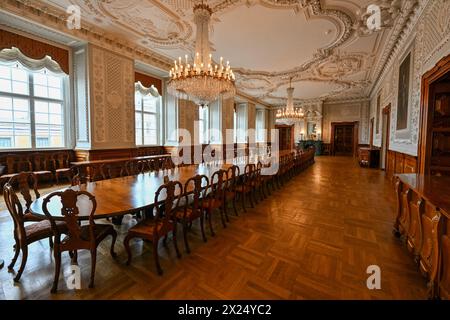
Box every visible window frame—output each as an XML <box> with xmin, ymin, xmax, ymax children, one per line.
<box><xmin>134</xmin><ymin>88</ymin><xmax>161</xmax><ymax>147</ymax></box>
<box><xmin>256</xmin><ymin>108</ymin><xmax>266</xmax><ymax>143</ymax></box>
<box><xmin>198</xmin><ymin>105</ymin><xmax>209</xmax><ymax>144</ymax></box>
<box><xmin>0</xmin><ymin>61</ymin><xmax>70</xmax><ymax>151</ymax></box>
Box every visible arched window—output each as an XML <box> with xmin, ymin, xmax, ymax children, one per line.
<box><xmin>0</xmin><ymin>47</ymin><xmax>68</xmax><ymax>149</ymax></box>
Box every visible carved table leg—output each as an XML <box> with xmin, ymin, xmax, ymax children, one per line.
<box><xmin>393</xmin><ymin>178</ymin><xmax>402</xmax><ymax>237</ymax></box>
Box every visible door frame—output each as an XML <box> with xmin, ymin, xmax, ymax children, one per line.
<box><xmin>330</xmin><ymin>121</ymin><xmax>359</xmax><ymax>157</ymax></box>
<box><xmin>418</xmin><ymin>54</ymin><xmax>450</xmax><ymax>174</ymax></box>
<box><xmin>275</xmin><ymin>124</ymin><xmax>295</xmax><ymax>151</ymax></box>
<box><xmin>370</xmin><ymin>118</ymin><xmax>374</xmax><ymax>148</ymax></box>
<box><xmin>381</xmin><ymin>104</ymin><xmax>391</xmax><ymax>170</ymax></box>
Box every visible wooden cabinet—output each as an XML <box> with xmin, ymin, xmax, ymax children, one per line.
<box><xmin>358</xmin><ymin>147</ymin><xmax>380</xmax><ymax>168</ymax></box>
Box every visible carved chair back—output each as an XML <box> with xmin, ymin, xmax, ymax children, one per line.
<box><xmin>7</xmin><ymin>172</ymin><xmax>40</xmax><ymax>213</ymax></box>
<box><xmin>5</xmin><ymin>154</ymin><xmax>32</xmax><ymax>174</ymax></box>
<box><xmin>226</xmin><ymin>165</ymin><xmax>240</xmax><ymax>192</ymax></box>
<box><xmin>242</xmin><ymin>163</ymin><xmax>256</xmax><ymax>186</ymax></box>
<box><xmin>209</xmin><ymin>169</ymin><xmax>228</xmax><ymax>203</ymax></box>
<box><xmin>33</xmin><ymin>153</ymin><xmax>53</xmax><ymax>172</ymax></box>
<box><xmin>3</xmin><ymin>183</ymin><xmax>27</xmax><ymax>245</ymax></box>
<box><xmin>101</xmin><ymin>163</ymin><xmax>125</xmax><ymax>180</ymax></box>
<box><xmin>182</xmin><ymin>174</ymin><xmax>209</xmax><ymax>219</ymax></box>
<box><xmin>43</xmin><ymin>189</ymin><xmax>97</xmax><ymax>251</ymax></box>
<box><xmin>53</xmin><ymin>152</ymin><xmax>70</xmax><ymax>170</ymax></box>
<box><xmin>153</xmin><ymin>180</ymin><xmax>183</xmax><ymax>237</ymax></box>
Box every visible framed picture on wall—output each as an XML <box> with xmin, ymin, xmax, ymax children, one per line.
<box><xmin>376</xmin><ymin>94</ymin><xmax>381</xmax><ymax>134</ymax></box>
<box><xmin>396</xmin><ymin>52</ymin><xmax>412</xmax><ymax>130</ymax></box>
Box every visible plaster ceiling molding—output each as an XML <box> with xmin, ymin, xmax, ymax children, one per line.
<box><xmin>72</xmin><ymin>0</ymin><xmax>194</xmax><ymax>50</ymax></box>
<box><xmin>369</xmin><ymin>0</ymin><xmax>423</xmax><ymax>97</ymax></box>
<box><xmin>2</xmin><ymin>0</ymin><xmax>174</xmax><ymax>70</ymax></box>
<box><xmin>353</xmin><ymin>0</ymin><xmax>402</xmax><ymax>37</ymax></box>
<box><xmin>266</xmin><ymin>79</ymin><xmax>347</xmax><ymax>104</ymax></box>
<box><xmin>212</xmin><ymin>0</ymin><xmax>368</xmax><ymax>103</ymax></box>
<box><xmin>313</xmin><ymin>51</ymin><xmax>368</xmax><ymax>80</ymax></box>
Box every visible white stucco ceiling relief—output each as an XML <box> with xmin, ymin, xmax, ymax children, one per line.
<box><xmin>33</xmin><ymin>0</ymin><xmax>418</xmax><ymax>105</ymax></box>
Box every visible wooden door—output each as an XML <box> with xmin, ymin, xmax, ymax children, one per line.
<box><xmin>276</xmin><ymin>125</ymin><xmax>294</xmax><ymax>151</ymax></box>
<box><xmin>334</xmin><ymin>125</ymin><xmax>354</xmax><ymax>156</ymax></box>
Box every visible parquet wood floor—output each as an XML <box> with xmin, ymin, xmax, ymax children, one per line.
<box><xmin>0</xmin><ymin>157</ymin><xmax>427</xmax><ymax>299</ymax></box>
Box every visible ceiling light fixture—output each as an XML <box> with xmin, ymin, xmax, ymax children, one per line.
<box><xmin>276</xmin><ymin>78</ymin><xmax>304</xmax><ymax>124</ymax></box>
<box><xmin>167</xmin><ymin>1</ymin><xmax>236</xmax><ymax>107</ymax></box>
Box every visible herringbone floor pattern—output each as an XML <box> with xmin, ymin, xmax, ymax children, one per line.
<box><xmin>0</xmin><ymin>157</ymin><xmax>427</xmax><ymax>299</ymax></box>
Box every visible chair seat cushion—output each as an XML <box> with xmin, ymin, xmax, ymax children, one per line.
<box><xmin>176</xmin><ymin>207</ymin><xmax>202</xmax><ymax>221</ymax></box>
<box><xmin>25</xmin><ymin>220</ymin><xmax>66</xmax><ymax>242</ymax></box>
<box><xmin>235</xmin><ymin>185</ymin><xmax>252</xmax><ymax>193</ymax></box>
<box><xmin>225</xmin><ymin>191</ymin><xmax>236</xmax><ymax>198</ymax></box>
<box><xmin>128</xmin><ymin>219</ymin><xmax>173</xmax><ymax>238</ymax></box>
<box><xmin>200</xmin><ymin>199</ymin><xmax>222</xmax><ymax>210</ymax></box>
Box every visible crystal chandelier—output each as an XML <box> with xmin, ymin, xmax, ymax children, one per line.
<box><xmin>167</xmin><ymin>1</ymin><xmax>236</xmax><ymax>107</ymax></box>
<box><xmin>276</xmin><ymin>78</ymin><xmax>304</xmax><ymax>123</ymax></box>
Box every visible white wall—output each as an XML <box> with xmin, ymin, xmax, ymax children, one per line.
<box><xmin>322</xmin><ymin>100</ymin><xmax>370</xmax><ymax>144</ymax></box>
<box><xmin>370</xmin><ymin>0</ymin><xmax>450</xmax><ymax>156</ymax></box>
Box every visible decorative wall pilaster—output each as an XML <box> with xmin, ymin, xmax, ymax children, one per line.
<box><xmin>89</xmin><ymin>45</ymin><xmax>135</xmax><ymax>149</ymax></box>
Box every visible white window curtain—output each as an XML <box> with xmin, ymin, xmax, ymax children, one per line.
<box><xmin>198</xmin><ymin>106</ymin><xmax>209</xmax><ymax>144</ymax></box>
<box><xmin>135</xmin><ymin>82</ymin><xmax>161</xmax><ymax>146</ymax></box>
<box><xmin>165</xmin><ymin>93</ymin><xmax>178</xmax><ymax>144</ymax></box>
<box><xmin>209</xmin><ymin>99</ymin><xmax>221</xmax><ymax>143</ymax></box>
<box><xmin>235</xmin><ymin>103</ymin><xmax>247</xmax><ymax>143</ymax></box>
<box><xmin>0</xmin><ymin>47</ymin><xmax>68</xmax><ymax>150</ymax></box>
<box><xmin>256</xmin><ymin>108</ymin><xmax>266</xmax><ymax>143</ymax></box>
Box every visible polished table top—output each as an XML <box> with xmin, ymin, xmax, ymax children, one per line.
<box><xmin>396</xmin><ymin>173</ymin><xmax>450</xmax><ymax>217</ymax></box>
<box><xmin>30</xmin><ymin>163</ymin><xmax>243</xmax><ymax>220</ymax></box>
<box><xmin>71</xmin><ymin>154</ymin><xmax>172</xmax><ymax>167</ymax></box>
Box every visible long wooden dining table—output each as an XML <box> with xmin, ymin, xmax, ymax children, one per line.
<box><xmin>29</xmin><ymin>163</ymin><xmax>245</xmax><ymax>221</ymax></box>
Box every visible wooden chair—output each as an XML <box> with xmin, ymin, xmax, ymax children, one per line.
<box><xmin>225</xmin><ymin>165</ymin><xmax>240</xmax><ymax>217</ymax></box>
<box><xmin>252</xmin><ymin>162</ymin><xmax>266</xmax><ymax>202</ymax></box>
<box><xmin>176</xmin><ymin>174</ymin><xmax>209</xmax><ymax>253</ymax></box>
<box><xmin>72</xmin><ymin>165</ymin><xmax>103</xmax><ymax>183</ymax></box>
<box><xmin>0</xmin><ymin>154</ymin><xmax>33</xmax><ymax>185</ymax></box>
<box><xmin>7</xmin><ymin>172</ymin><xmax>43</xmax><ymax>222</ymax></box>
<box><xmin>101</xmin><ymin>163</ymin><xmax>125</xmax><ymax>179</ymax></box>
<box><xmin>124</xmin><ymin>180</ymin><xmax>183</xmax><ymax>275</ymax></box>
<box><xmin>439</xmin><ymin>234</ymin><xmax>450</xmax><ymax>299</ymax></box>
<box><xmin>124</xmin><ymin>160</ymin><xmax>143</xmax><ymax>176</ymax></box>
<box><xmin>201</xmin><ymin>169</ymin><xmax>228</xmax><ymax>236</ymax></box>
<box><xmin>418</xmin><ymin>203</ymin><xmax>441</xmax><ymax>298</ymax></box>
<box><xmin>3</xmin><ymin>182</ymin><xmax>67</xmax><ymax>282</ymax></box>
<box><xmin>32</xmin><ymin>153</ymin><xmax>54</xmax><ymax>183</ymax></box>
<box><xmin>43</xmin><ymin>189</ymin><xmax>117</xmax><ymax>293</ymax></box>
<box><xmin>53</xmin><ymin>152</ymin><xmax>72</xmax><ymax>184</ymax></box>
<box><xmin>235</xmin><ymin>164</ymin><xmax>256</xmax><ymax>212</ymax></box>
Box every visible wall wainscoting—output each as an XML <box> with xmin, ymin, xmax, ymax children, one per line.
<box><xmin>386</xmin><ymin>150</ymin><xmax>418</xmax><ymax>180</ymax></box>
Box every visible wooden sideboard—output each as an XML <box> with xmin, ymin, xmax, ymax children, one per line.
<box><xmin>358</xmin><ymin>147</ymin><xmax>380</xmax><ymax>168</ymax></box>
<box><xmin>394</xmin><ymin>174</ymin><xmax>450</xmax><ymax>299</ymax></box>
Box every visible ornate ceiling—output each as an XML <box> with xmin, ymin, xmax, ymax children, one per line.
<box><xmin>14</xmin><ymin>0</ymin><xmax>414</xmax><ymax>106</ymax></box>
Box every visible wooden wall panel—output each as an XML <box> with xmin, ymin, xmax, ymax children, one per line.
<box><xmin>387</xmin><ymin>150</ymin><xmax>418</xmax><ymax>180</ymax></box>
<box><xmin>73</xmin><ymin>146</ymin><xmax>166</xmax><ymax>162</ymax></box>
